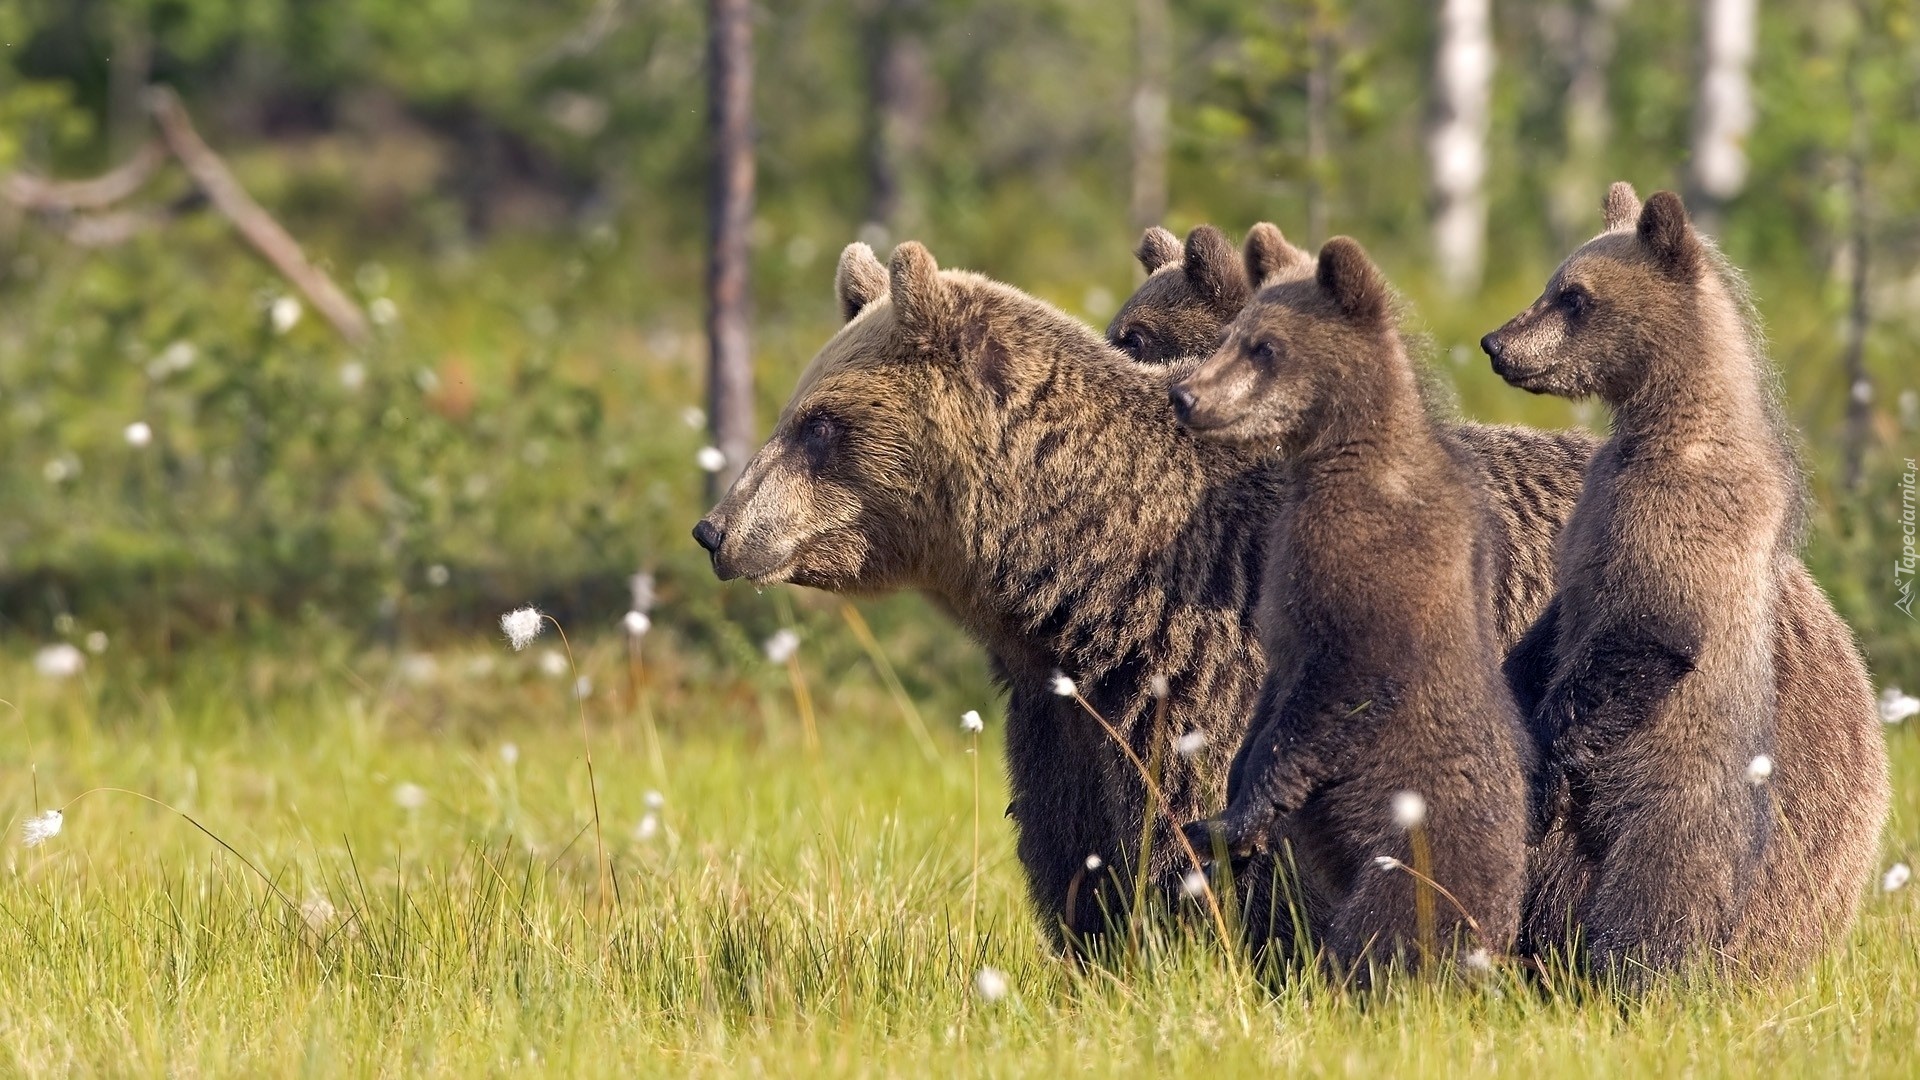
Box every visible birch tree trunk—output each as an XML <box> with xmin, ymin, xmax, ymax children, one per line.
<box><xmin>1689</xmin><ymin>0</ymin><xmax>1757</xmax><ymax>230</ymax></box>
<box><xmin>1428</xmin><ymin>0</ymin><xmax>1494</xmax><ymax>295</ymax></box>
<box><xmin>1305</xmin><ymin>11</ymin><xmax>1334</xmax><ymax>243</ymax></box>
<box><xmin>1552</xmin><ymin>0</ymin><xmax>1628</xmax><ymax>245</ymax></box>
<box><xmin>1840</xmin><ymin>43</ymin><xmax>1872</xmax><ymax>492</ymax></box>
<box><xmin>1129</xmin><ymin>0</ymin><xmax>1171</xmax><ymax>234</ymax></box>
<box><xmin>707</xmin><ymin>0</ymin><xmax>756</xmax><ymax>495</ymax></box>
<box><xmin>866</xmin><ymin>0</ymin><xmax>931</xmax><ymax>234</ymax></box>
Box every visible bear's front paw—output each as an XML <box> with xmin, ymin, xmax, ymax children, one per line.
<box><xmin>1181</xmin><ymin>806</ymin><xmax>1273</xmax><ymax>864</ymax></box>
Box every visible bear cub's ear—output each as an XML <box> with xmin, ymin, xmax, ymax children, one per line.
<box><xmin>1184</xmin><ymin>225</ymin><xmax>1251</xmax><ymax>310</ymax></box>
<box><xmin>1242</xmin><ymin>222</ymin><xmax>1315</xmax><ymax>288</ymax></box>
<box><xmin>1636</xmin><ymin>190</ymin><xmax>1703</xmax><ymax>282</ymax></box>
<box><xmin>1135</xmin><ymin>227</ymin><xmax>1182</xmax><ymax>274</ymax></box>
<box><xmin>835</xmin><ymin>242</ymin><xmax>890</xmax><ymax>322</ymax></box>
<box><xmin>1315</xmin><ymin>237</ymin><xmax>1389</xmax><ymax>326</ymax></box>
<box><xmin>1602</xmin><ymin>181</ymin><xmax>1642</xmax><ymax>233</ymax></box>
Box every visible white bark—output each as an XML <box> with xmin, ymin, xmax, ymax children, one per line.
<box><xmin>1691</xmin><ymin>0</ymin><xmax>1757</xmax><ymax>201</ymax></box>
<box><xmin>1428</xmin><ymin>0</ymin><xmax>1495</xmax><ymax>294</ymax></box>
<box><xmin>1129</xmin><ymin>0</ymin><xmax>1170</xmax><ymax>233</ymax></box>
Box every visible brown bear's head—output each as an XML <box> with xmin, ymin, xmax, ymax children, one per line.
<box><xmin>1105</xmin><ymin>225</ymin><xmax>1253</xmax><ymax>364</ymax></box>
<box><xmin>693</xmin><ymin>240</ymin><xmax>1093</xmax><ymax>592</ymax></box>
<box><xmin>1168</xmin><ymin>235</ymin><xmax>1394</xmax><ymax>453</ymax></box>
<box><xmin>1480</xmin><ymin>183</ymin><xmax>1709</xmax><ymax>404</ymax></box>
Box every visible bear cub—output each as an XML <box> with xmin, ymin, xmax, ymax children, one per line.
<box><xmin>1484</xmin><ymin>186</ymin><xmax>1793</xmax><ymax>979</ymax></box>
<box><xmin>1175</xmin><ymin>233</ymin><xmax>1530</xmax><ymax>977</ymax></box>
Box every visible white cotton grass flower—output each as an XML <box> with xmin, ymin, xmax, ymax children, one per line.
<box><xmin>123</xmin><ymin>421</ymin><xmax>153</xmax><ymax>448</ymax></box>
<box><xmin>644</xmin><ymin>790</ymin><xmax>666</xmax><ymax>811</ymax></box>
<box><xmin>1884</xmin><ymin>862</ymin><xmax>1911</xmax><ymax>893</ymax></box>
<box><xmin>21</xmin><ymin>809</ymin><xmax>63</xmax><ymax>848</ymax></box>
<box><xmin>1463</xmin><ymin>947</ymin><xmax>1493</xmax><ymax>974</ymax></box>
<box><xmin>499</xmin><ymin>742</ymin><xmax>520</xmax><ymax>767</ymax></box>
<box><xmin>1084</xmin><ymin>853</ymin><xmax>1102</xmax><ymax>872</ymax></box>
<box><xmin>1149</xmin><ymin>675</ymin><xmax>1170</xmax><ymax>700</ymax></box>
<box><xmin>696</xmin><ymin>446</ymin><xmax>727</xmax><ymax>473</ymax></box>
<box><xmin>300</xmin><ymin>895</ymin><xmax>339</xmax><ymax>933</ymax></box>
<box><xmin>369</xmin><ymin>297</ymin><xmax>400</xmax><ymax>326</ymax></box>
<box><xmin>538</xmin><ymin>650</ymin><xmax>570</xmax><ymax>679</ymax></box>
<box><xmin>972</xmin><ymin>967</ymin><xmax>1009</xmax><ymax>1003</ymax></box>
<box><xmin>629</xmin><ymin>571</ymin><xmax>656</xmax><ymax>614</ymax></box>
<box><xmin>623</xmin><ymin>610</ymin><xmax>652</xmax><ymax>638</ymax></box>
<box><xmin>34</xmin><ymin>643</ymin><xmax>85</xmax><ymax>680</ymax></box>
<box><xmin>339</xmin><ymin>361</ymin><xmax>367</xmax><ymax>391</ymax></box>
<box><xmin>1745</xmin><ymin>754</ymin><xmax>1774</xmax><ymax>786</ymax></box>
<box><xmin>269</xmin><ymin>295</ymin><xmax>303</xmax><ymax>334</ymax></box>
<box><xmin>393</xmin><ymin>783</ymin><xmax>428</xmax><ymax>810</ymax></box>
<box><xmin>500</xmin><ymin>607</ymin><xmax>544</xmax><ymax>651</ymax></box>
<box><xmin>961</xmin><ymin>709</ymin><xmax>984</xmax><ymax>734</ymax></box>
<box><xmin>425</xmin><ymin>564</ymin><xmax>450</xmax><ymax>588</ymax></box>
<box><xmin>1049</xmin><ymin>672</ymin><xmax>1077</xmax><ymax>697</ymax></box>
<box><xmin>1180</xmin><ymin>869</ymin><xmax>1209</xmax><ymax>899</ymax></box>
<box><xmin>681</xmin><ymin>406</ymin><xmax>706</xmax><ymax>430</ymax></box>
<box><xmin>1373</xmin><ymin>855</ymin><xmax>1402</xmax><ymax>872</ymax></box>
<box><xmin>764</xmin><ymin>628</ymin><xmax>800</xmax><ymax>664</ymax></box>
<box><xmin>83</xmin><ymin>631</ymin><xmax>109</xmax><ymax>655</ymax></box>
<box><xmin>1391</xmin><ymin>790</ymin><xmax>1427</xmax><ymax>830</ymax></box>
<box><xmin>573</xmin><ymin>675</ymin><xmax>593</xmax><ymax>700</ymax></box>
<box><xmin>633</xmin><ymin>813</ymin><xmax>660</xmax><ymax>842</ymax></box>
<box><xmin>1174</xmin><ymin>731</ymin><xmax>1207</xmax><ymax>758</ymax></box>
<box><xmin>1880</xmin><ymin>687</ymin><xmax>1920</xmax><ymax>726</ymax></box>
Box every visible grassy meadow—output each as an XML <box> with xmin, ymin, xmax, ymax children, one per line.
<box><xmin>2</xmin><ymin>620</ymin><xmax>1918</xmax><ymax>1077</ymax></box>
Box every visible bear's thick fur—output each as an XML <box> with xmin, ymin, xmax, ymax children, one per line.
<box><xmin>1175</xmin><ymin>237</ymin><xmax>1530</xmax><ymax>977</ymax></box>
<box><xmin>1106</xmin><ymin>225</ymin><xmax>1254</xmax><ymax>365</ymax></box>
<box><xmin>697</xmin><ymin>241</ymin><xmax>1289</xmax><ymax>944</ymax></box>
<box><xmin>1485</xmin><ymin>185</ymin><xmax>1890</xmax><ymax>979</ymax></box>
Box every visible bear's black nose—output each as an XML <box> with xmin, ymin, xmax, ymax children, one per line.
<box><xmin>1169</xmin><ymin>384</ymin><xmax>1197</xmax><ymax>422</ymax></box>
<box><xmin>1480</xmin><ymin>332</ymin><xmax>1504</xmax><ymax>360</ymax></box>
<box><xmin>692</xmin><ymin>519</ymin><xmax>725</xmax><ymax>554</ymax></box>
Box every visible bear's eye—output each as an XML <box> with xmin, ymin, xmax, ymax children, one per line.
<box><xmin>1557</xmin><ymin>286</ymin><xmax>1592</xmax><ymax>319</ymax></box>
<box><xmin>800</xmin><ymin>414</ymin><xmax>840</xmax><ymax>470</ymax></box>
<box><xmin>1116</xmin><ymin>328</ymin><xmax>1148</xmax><ymax>358</ymax></box>
<box><xmin>1249</xmin><ymin>340</ymin><xmax>1279</xmax><ymax>366</ymax></box>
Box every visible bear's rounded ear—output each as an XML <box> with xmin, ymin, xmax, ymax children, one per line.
<box><xmin>1184</xmin><ymin>225</ymin><xmax>1250</xmax><ymax>310</ymax></box>
<box><xmin>1636</xmin><ymin>190</ymin><xmax>1703</xmax><ymax>281</ymax></box>
<box><xmin>1602</xmin><ymin>181</ymin><xmax>1642</xmax><ymax>233</ymax></box>
<box><xmin>1315</xmin><ymin>237</ymin><xmax>1389</xmax><ymax>325</ymax></box>
<box><xmin>888</xmin><ymin>241</ymin><xmax>949</xmax><ymax>331</ymax></box>
<box><xmin>835</xmin><ymin>242</ymin><xmax>890</xmax><ymax>322</ymax></box>
<box><xmin>1135</xmin><ymin>226</ymin><xmax>1181</xmax><ymax>273</ymax></box>
<box><xmin>1242</xmin><ymin>222</ymin><xmax>1315</xmax><ymax>288</ymax></box>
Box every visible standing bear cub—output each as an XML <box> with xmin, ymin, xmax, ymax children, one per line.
<box><xmin>1175</xmin><ymin>236</ymin><xmax>1531</xmax><ymax>977</ymax></box>
<box><xmin>1485</xmin><ymin>184</ymin><xmax>1890</xmax><ymax>980</ymax></box>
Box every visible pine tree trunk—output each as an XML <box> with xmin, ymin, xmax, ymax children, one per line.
<box><xmin>707</xmin><ymin>0</ymin><xmax>756</xmax><ymax>496</ymax></box>
<box><xmin>1129</xmin><ymin>0</ymin><xmax>1171</xmax><ymax>234</ymax></box>
<box><xmin>1689</xmin><ymin>0</ymin><xmax>1756</xmax><ymax>232</ymax></box>
<box><xmin>1428</xmin><ymin>0</ymin><xmax>1494</xmax><ymax>295</ymax></box>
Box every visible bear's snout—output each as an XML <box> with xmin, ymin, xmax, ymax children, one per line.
<box><xmin>1169</xmin><ymin>383</ymin><xmax>1198</xmax><ymax>424</ymax></box>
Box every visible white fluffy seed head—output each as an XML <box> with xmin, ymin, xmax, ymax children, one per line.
<box><xmin>1085</xmin><ymin>853</ymin><xmax>1102</xmax><ymax>871</ymax></box>
<box><xmin>1884</xmin><ymin>862</ymin><xmax>1911</xmax><ymax>892</ymax></box>
<box><xmin>84</xmin><ymin>631</ymin><xmax>109</xmax><ymax>655</ymax></box>
<box><xmin>961</xmin><ymin>709</ymin><xmax>984</xmax><ymax>734</ymax></box>
<box><xmin>392</xmin><ymin>783</ymin><xmax>427</xmax><ymax>810</ymax></box>
<box><xmin>1463</xmin><ymin>947</ymin><xmax>1493</xmax><ymax>974</ymax></box>
<box><xmin>634</xmin><ymin>813</ymin><xmax>660</xmax><ymax>842</ymax></box>
<box><xmin>124</xmin><ymin>421</ymin><xmax>153</xmax><ymax>448</ymax></box>
<box><xmin>1879</xmin><ymin>687</ymin><xmax>1920</xmax><ymax>725</ymax></box>
<box><xmin>1149</xmin><ymin>675</ymin><xmax>1170</xmax><ymax>700</ymax></box>
<box><xmin>1373</xmin><ymin>855</ymin><xmax>1402</xmax><ymax>872</ymax></box>
<box><xmin>1180</xmin><ymin>870</ymin><xmax>1208</xmax><ymax>898</ymax></box>
<box><xmin>764</xmin><ymin>628</ymin><xmax>800</xmax><ymax>664</ymax></box>
<box><xmin>1390</xmin><ymin>790</ymin><xmax>1427</xmax><ymax>830</ymax></box>
<box><xmin>973</xmin><ymin>967</ymin><xmax>1009</xmax><ymax>1003</ymax></box>
<box><xmin>696</xmin><ymin>446</ymin><xmax>726</xmax><ymax>473</ymax></box>
<box><xmin>1174</xmin><ymin>731</ymin><xmax>1207</xmax><ymax>758</ymax></box>
<box><xmin>426</xmin><ymin>564</ymin><xmax>450</xmax><ymax>587</ymax></box>
<box><xmin>500</xmin><ymin>607</ymin><xmax>544</xmax><ymax>650</ymax></box>
<box><xmin>33</xmin><ymin>643</ymin><xmax>84</xmax><ymax>680</ymax></box>
<box><xmin>269</xmin><ymin>295</ymin><xmax>303</xmax><ymax>334</ymax></box>
<box><xmin>538</xmin><ymin>650</ymin><xmax>569</xmax><ymax>678</ymax></box>
<box><xmin>499</xmin><ymin>742</ymin><xmax>520</xmax><ymax>766</ymax></box>
<box><xmin>1745</xmin><ymin>754</ymin><xmax>1774</xmax><ymax>785</ymax></box>
<box><xmin>623</xmin><ymin>610</ymin><xmax>652</xmax><ymax>638</ymax></box>
<box><xmin>1049</xmin><ymin>672</ymin><xmax>1076</xmax><ymax>697</ymax></box>
<box><xmin>21</xmin><ymin>809</ymin><xmax>62</xmax><ymax>848</ymax></box>
<box><xmin>644</xmin><ymin>790</ymin><xmax>665</xmax><ymax>811</ymax></box>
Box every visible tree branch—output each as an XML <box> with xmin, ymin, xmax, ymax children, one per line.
<box><xmin>1</xmin><ymin>140</ymin><xmax>167</xmax><ymax>212</ymax></box>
